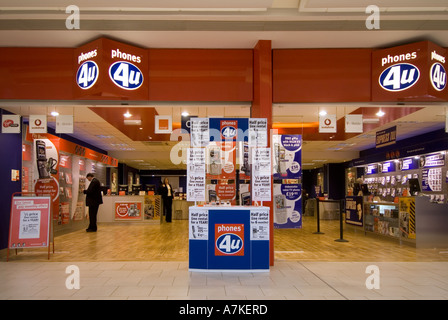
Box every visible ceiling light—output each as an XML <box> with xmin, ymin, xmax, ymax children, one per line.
<box><xmin>376</xmin><ymin>110</ymin><xmax>385</xmax><ymax>117</ymax></box>
<box><xmin>123</xmin><ymin>111</ymin><xmax>132</xmax><ymax>118</ymax></box>
<box><xmin>50</xmin><ymin>111</ymin><xmax>59</xmax><ymax>117</ymax></box>
<box><xmin>319</xmin><ymin>110</ymin><xmax>327</xmax><ymax>116</ymax></box>
<box><xmin>181</xmin><ymin>112</ymin><xmax>189</xmax><ymax>117</ymax></box>
<box><xmin>124</xmin><ymin>119</ymin><xmax>141</xmax><ymax>125</ymax></box>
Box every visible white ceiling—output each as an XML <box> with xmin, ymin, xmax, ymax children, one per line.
<box><xmin>1</xmin><ymin>1</ymin><xmax>447</xmax><ymax>170</ymax></box>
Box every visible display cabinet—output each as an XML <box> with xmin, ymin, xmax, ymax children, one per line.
<box><xmin>363</xmin><ymin>199</ymin><xmax>416</xmax><ymax>244</ymax></box>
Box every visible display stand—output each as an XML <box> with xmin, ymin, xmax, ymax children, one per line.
<box><xmin>7</xmin><ymin>192</ymin><xmax>54</xmax><ymax>261</ymax></box>
<box><xmin>187</xmin><ymin>117</ymin><xmax>271</xmax><ymax>271</ymax></box>
<box><xmin>189</xmin><ymin>205</ymin><xmax>270</xmax><ymax>272</ymax></box>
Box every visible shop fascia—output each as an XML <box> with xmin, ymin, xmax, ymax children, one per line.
<box><xmin>74</xmin><ymin>37</ymin><xmax>148</xmax><ymax>98</ymax></box>
<box><xmin>373</xmin><ymin>40</ymin><xmax>447</xmax><ymax>101</ymax></box>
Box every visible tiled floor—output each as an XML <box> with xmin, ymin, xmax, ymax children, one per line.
<box><xmin>1</xmin><ymin>260</ymin><xmax>448</xmax><ymax>300</ymax></box>
<box><xmin>2</xmin><ymin>219</ymin><xmax>448</xmax><ymax>300</ymax></box>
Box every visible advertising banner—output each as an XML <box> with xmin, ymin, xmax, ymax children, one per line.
<box><xmin>8</xmin><ymin>196</ymin><xmax>51</xmax><ymax>249</ymax></box>
<box><xmin>114</xmin><ymin>201</ymin><xmax>143</xmax><ymax>220</ymax></box>
<box><xmin>272</xmin><ymin>134</ymin><xmax>302</xmax><ymax>180</ymax></box>
<box><xmin>422</xmin><ymin>168</ymin><xmax>442</xmax><ymax>192</ymax></box>
<box><xmin>186</xmin><ymin>148</ymin><xmax>206</xmax><ymax>202</ymax></box>
<box><xmin>206</xmin><ymin>142</ymin><xmax>236</xmax><ymax>180</ymax></box>
<box><xmin>190</xmin><ymin>118</ymin><xmax>209</xmax><ymax>148</ymax></box>
<box><xmin>189</xmin><ymin>207</ymin><xmax>208</xmax><ymax>240</ymax></box>
<box><xmin>248</xmin><ymin>118</ymin><xmax>267</xmax><ymax>147</ymax></box>
<box><xmin>376</xmin><ymin>126</ymin><xmax>396</xmax><ymax>148</ymax></box>
<box><xmin>273</xmin><ymin>183</ymin><xmax>302</xmax><ymax>229</ymax></box>
<box><xmin>420</xmin><ymin>152</ymin><xmax>445</xmax><ymax>168</ymax></box>
<box><xmin>399</xmin><ymin>157</ymin><xmax>418</xmax><ymax>171</ymax></box>
<box><xmin>345</xmin><ymin>196</ymin><xmax>363</xmax><ymax>226</ymax></box>
<box><xmin>251</xmin><ymin>148</ymin><xmax>271</xmax><ymax>202</ymax></box>
<box><xmin>208</xmin><ymin>118</ymin><xmax>249</xmax><ymax>142</ymax></box>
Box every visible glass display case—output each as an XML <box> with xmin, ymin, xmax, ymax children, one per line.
<box><xmin>364</xmin><ymin>202</ymin><xmax>400</xmax><ymax>238</ymax></box>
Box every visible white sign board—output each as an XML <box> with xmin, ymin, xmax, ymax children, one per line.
<box><xmin>248</xmin><ymin>118</ymin><xmax>268</xmax><ymax>147</ymax></box>
<box><xmin>189</xmin><ymin>207</ymin><xmax>208</xmax><ymax>240</ymax></box>
<box><xmin>345</xmin><ymin>114</ymin><xmax>363</xmax><ymax>133</ymax></box>
<box><xmin>56</xmin><ymin>115</ymin><xmax>74</xmax><ymax>134</ymax></box>
<box><xmin>187</xmin><ymin>148</ymin><xmax>206</xmax><ymax>202</ymax></box>
<box><xmin>190</xmin><ymin>118</ymin><xmax>210</xmax><ymax>148</ymax></box>
<box><xmin>251</xmin><ymin>148</ymin><xmax>271</xmax><ymax>202</ymax></box>
<box><xmin>29</xmin><ymin>115</ymin><xmax>47</xmax><ymax>133</ymax></box>
<box><xmin>319</xmin><ymin>114</ymin><xmax>337</xmax><ymax>133</ymax></box>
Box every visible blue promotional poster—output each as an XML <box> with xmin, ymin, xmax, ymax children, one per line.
<box><xmin>273</xmin><ymin>183</ymin><xmax>302</xmax><ymax>228</ymax></box>
<box><xmin>273</xmin><ymin>134</ymin><xmax>302</xmax><ymax>180</ymax></box>
<box><xmin>345</xmin><ymin>196</ymin><xmax>363</xmax><ymax>226</ymax></box>
<box><xmin>272</xmin><ymin>134</ymin><xmax>303</xmax><ymax>229</ymax></box>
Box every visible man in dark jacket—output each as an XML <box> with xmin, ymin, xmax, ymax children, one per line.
<box><xmin>84</xmin><ymin>173</ymin><xmax>103</xmax><ymax>232</ymax></box>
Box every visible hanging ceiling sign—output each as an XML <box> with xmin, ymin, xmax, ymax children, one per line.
<box><xmin>319</xmin><ymin>114</ymin><xmax>337</xmax><ymax>133</ymax></box>
<box><xmin>375</xmin><ymin>126</ymin><xmax>396</xmax><ymax>148</ymax></box>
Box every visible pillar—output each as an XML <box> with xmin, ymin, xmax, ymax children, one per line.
<box><xmin>251</xmin><ymin>40</ymin><xmax>274</xmax><ymax>265</ymax></box>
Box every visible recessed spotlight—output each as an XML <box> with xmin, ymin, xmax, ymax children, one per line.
<box><xmin>50</xmin><ymin>111</ymin><xmax>59</xmax><ymax>117</ymax></box>
<box><xmin>376</xmin><ymin>110</ymin><xmax>385</xmax><ymax>117</ymax></box>
<box><xmin>319</xmin><ymin>110</ymin><xmax>327</xmax><ymax>116</ymax></box>
<box><xmin>123</xmin><ymin>111</ymin><xmax>132</xmax><ymax>118</ymax></box>
<box><xmin>181</xmin><ymin>112</ymin><xmax>189</xmax><ymax>117</ymax></box>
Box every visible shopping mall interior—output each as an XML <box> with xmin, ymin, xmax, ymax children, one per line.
<box><xmin>1</xmin><ymin>0</ymin><xmax>448</xmax><ymax>302</ymax></box>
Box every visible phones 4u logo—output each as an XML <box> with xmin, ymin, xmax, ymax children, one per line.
<box><xmin>215</xmin><ymin>224</ymin><xmax>244</xmax><ymax>256</ymax></box>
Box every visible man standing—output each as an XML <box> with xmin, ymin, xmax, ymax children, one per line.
<box><xmin>84</xmin><ymin>173</ymin><xmax>103</xmax><ymax>232</ymax></box>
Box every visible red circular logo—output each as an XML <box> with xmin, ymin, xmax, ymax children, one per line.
<box><xmin>324</xmin><ymin>118</ymin><xmax>331</xmax><ymax>126</ymax></box>
<box><xmin>34</xmin><ymin>119</ymin><xmax>42</xmax><ymax>126</ymax></box>
<box><xmin>3</xmin><ymin>119</ymin><xmax>13</xmax><ymax>127</ymax></box>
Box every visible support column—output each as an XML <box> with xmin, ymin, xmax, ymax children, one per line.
<box><xmin>251</xmin><ymin>40</ymin><xmax>274</xmax><ymax>266</ymax></box>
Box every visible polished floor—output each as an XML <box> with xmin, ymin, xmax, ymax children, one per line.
<box><xmin>1</xmin><ymin>217</ymin><xmax>448</xmax><ymax>300</ymax></box>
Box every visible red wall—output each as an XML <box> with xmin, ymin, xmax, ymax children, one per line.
<box><xmin>148</xmin><ymin>49</ymin><xmax>253</xmax><ymax>102</ymax></box>
<box><xmin>0</xmin><ymin>48</ymin><xmax>74</xmax><ymax>100</ymax></box>
<box><xmin>273</xmin><ymin>49</ymin><xmax>372</xmax><ymax>103</ymax></box>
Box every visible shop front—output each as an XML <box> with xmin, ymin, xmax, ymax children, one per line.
<box><xmin>1</xmin><ymin>36</ymin><xmax>447</xmax><ymax>260</ymax></box>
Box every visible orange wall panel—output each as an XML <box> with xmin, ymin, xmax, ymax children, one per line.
<box><xmin>0</xmin><ymin>48</ymin><xmax>74</xmax><ymax>100</ymax></box>
<box><xmin>147</xmin><ymin>49</ymin><xmax>253</xmax><ymax>102</ymax></box>
<box><xmin>273</xmin><ymin>49</ymin><xmax>372</xmax><ymax>103</ymax></box>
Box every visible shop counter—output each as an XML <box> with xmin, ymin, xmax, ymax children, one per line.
<box><xmin>98</xmin><ymin>195</ymin><xmax>161</xmax><ymax>223</ymax></box>
<box><xmin>360</xmin><ymin>197</ymin><xmax>448</xmax><ymax>248</ymax></box>
<box><xmin>189</xmin><ymin>205</ymin><xmax>270</xmax><ymax>272</ymax></box>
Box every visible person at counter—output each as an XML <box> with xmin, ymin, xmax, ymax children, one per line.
<box><xmin>159</xmin><ymin>178</ymin><xmax>173</xmax><ymax>223</ymax></box>
<box><xmin>84</xmin><ymin>173</ymin><xmax>103</xmax><ymax>232</ymax></box>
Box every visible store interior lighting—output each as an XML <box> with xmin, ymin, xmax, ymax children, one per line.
<box><xmin>376</xmin><ymin>109</ymin><xmax>385</xmax><ymax>117</ymax></box>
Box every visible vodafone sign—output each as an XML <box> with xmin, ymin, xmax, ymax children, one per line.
<box><xmin>319</xmin><ymin>114</ymin><xmax>336</xmax><ymax>133</ymax></box>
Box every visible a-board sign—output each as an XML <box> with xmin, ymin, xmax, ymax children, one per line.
<box><xmin>8</xmin><ymin>196</ymin><xmax>51</xmax><ymax>249</ymax></box>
